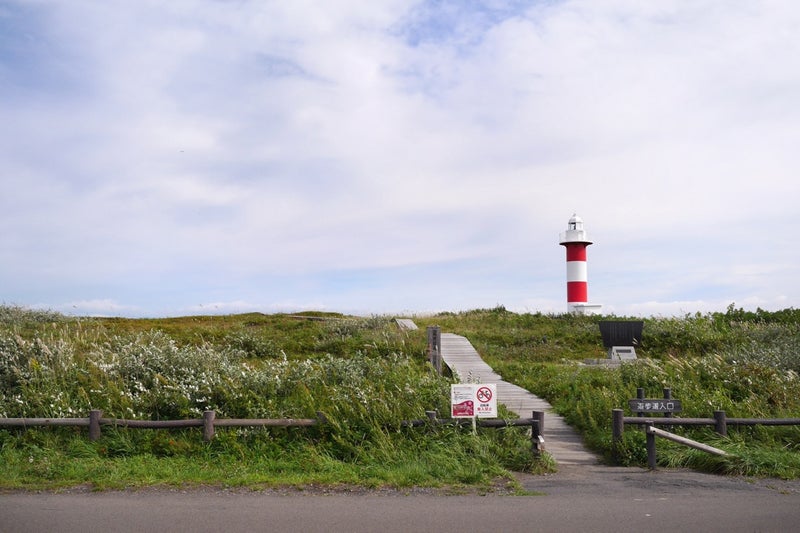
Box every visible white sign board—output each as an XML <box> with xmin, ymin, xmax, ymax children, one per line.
<box><xmin>451</xmin><ymin>384</ymin><xmax>497</xmax><ymax>418</ymax></box>
<box><xmin>451</xmin><ymin>384</ymin><xmax>475</xmax><ymax>418</ymax></box>
<box><xmin>474</xmin><ymin>384</ymin><xmax>497</xmax><ymax>417</ymax></box>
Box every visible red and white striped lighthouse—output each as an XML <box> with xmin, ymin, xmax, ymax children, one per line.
<box><xmin>559</xmin><ymin>214</ymin><xmax>602</xmax><ymax>315</ymax></box>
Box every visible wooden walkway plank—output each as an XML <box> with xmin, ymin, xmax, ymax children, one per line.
<box><xmin>440</xmin><ymin>333</ymin><xmax>598</xmax><ymax>466</ymax></box>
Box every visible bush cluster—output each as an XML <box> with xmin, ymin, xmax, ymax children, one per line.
<box><xmin>0</xmin><ymin>323</ymin><xmax>448</xmax><ymax>424</ymax></box>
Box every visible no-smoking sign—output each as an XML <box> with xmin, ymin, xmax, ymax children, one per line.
<box><xmin>451</xmin><ymin>384</ymin><xmax>497</xmax><ymax>418</ymax></box>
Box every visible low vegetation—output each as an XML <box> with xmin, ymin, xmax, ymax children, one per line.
<box><xmin>416</xmin><ymin>305</ymin><xmax>800</xmax><ymax>478</ymax></box>
<box><xmin>0</xmin><ymin>306</ymin><xmax>544</xmax><ymax>491</ymax></box>
<box><xmin>2</xmin><ymin>303</ymin><xmax>799</xmax><ymax>490</ymax></box>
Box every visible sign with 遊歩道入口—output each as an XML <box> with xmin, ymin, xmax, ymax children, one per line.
<box><xmin>628</xmin><ymin>398</ymin><xmax>682</xmax><ymax>414</ymax></box>
<box><xmin>451</xmin><ymin>384</ymin><xmax>497</xmax><ymax>419</ymax></box>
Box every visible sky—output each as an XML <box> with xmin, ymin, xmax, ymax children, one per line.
<box><xmin>1</xmin><ymin>0</ymin><xmax>799</xmax><ymax>318</ymax></box>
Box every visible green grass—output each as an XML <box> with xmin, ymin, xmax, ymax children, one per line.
<box><xmin>0</xmin><ymin>426</ymin><xmax>550</xmax><ymax>491</ymax></box>
<box><xmin>0</xmin><ymin>307</ymin><xmax>551</xmax><ymax>491</ymax></box>
<box><xmin>2</xmin><ymin>303</ymin><xmax>799</xmax><ymax>487</ymax></box>
<box><xmin>419</xmin><ymin>306</ymin><xmax>800</xmax><ymax>477</ymax></box>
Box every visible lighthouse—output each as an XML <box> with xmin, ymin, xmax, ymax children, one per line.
<box><xmin>559</xmin><ymin>214</ymin><xmax>602</xmax><ymax>315</ymax></box>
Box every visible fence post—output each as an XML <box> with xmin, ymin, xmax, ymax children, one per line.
<box><xmin>663</xmin><ymin>387</ymin><xmax>673</xmax><ymax>419</ymax></box>
<box><xmin>612</xmin><ymin>409</ymin><xmax>624</xmax><ymax>442</ymax></box>
<box><xmin>89</xmin><ymin>409</ymin><xmax>102</xmax><ymax>441</ymax></box>
<box><xmin>612</xmin><ymin>409</ymin><xmax>624</xmax><ymax>463</ymax></box>
<box><xmin>646</xmin><ymin>422</ymin><xmax>657</xmax><ymax>469</ymax></box>
<box><xmin>611</xmin><ymin>409</ymin><xmax>625</xmax><ymax>448</ymax></box>
<box><xmin>426</xmin><ymin>326</ymin><xmax>442</xmax><ymax>375</ymax></box>
<box><xmin>203</xmin><ymin>410</ymin><xmax>216</xmax><ymax>442</ymax></box>
<box><xmin>714</xmin><ymin>410</ymin><xmax>727</xmax><ymax>437</ymax></box>
<box><xmin>636</xmin><ymin>388</ymin><xmax>645</xmax><ymax>419</ymax></box>
<box><xmin>531</xmin><ymin>410</ymin><xmax>545</xmax><ymax>456</ymax></box>
<box><xmin>533</xmin><ymin>410</ymin><xmax>545</xmax><ymax>435</ymax></box>
<box><xmin>434</xmin><ymin>326</ymin><xmax>442</xmax><ymax>375</ymax></box>
<box><xmin>426</xmin><ymin>326</ymin><xmax>433</xmax><ymax>364</ymax></box>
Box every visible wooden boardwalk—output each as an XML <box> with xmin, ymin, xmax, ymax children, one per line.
<box><xmin>440</xmin><ymin>333</ymin><xmax>599</xmax><ymax>467</ymax></box>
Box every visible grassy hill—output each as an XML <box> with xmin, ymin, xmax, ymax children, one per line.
<box><xmin>417</xmin><ymin>306</ymin><xmax>800</xmax><ymax>477</ymax></box>
<box><xmin>1</xmin><ymin>304</ymin><xmax>799</xmax><ymax>489</ymax></box>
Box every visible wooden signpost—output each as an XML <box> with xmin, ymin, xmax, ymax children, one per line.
<box><xmin>627</xmin><ymin>399</ymin><xmax>682</xmax><ymax>414</ymax></box>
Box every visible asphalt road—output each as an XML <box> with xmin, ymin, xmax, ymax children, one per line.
<box><xmin>3</xmin><ymin>467</ymin><xmax>799</xmax><ymax>533</ymax></box>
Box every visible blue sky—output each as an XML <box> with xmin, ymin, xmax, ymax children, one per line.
<box><xmin>2</xmin><ymin>0</ymin><xmax>799</xmax><ymax>318</ymax></box>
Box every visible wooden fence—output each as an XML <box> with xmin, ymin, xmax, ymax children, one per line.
<box><xmin>0</xmin><ymin>409</ymin><xmax>545</xmax><ymax>456</ymax></box>
<box><xmin>612</xmin><ymin>409</ymin><xmax>800</xmax><ymax>439</ymax></box>
<box><xmin>403</xmin><ymin>410</ymin><xmax>545</xmax><ymax>456</ymax></box>
<box><xmin>0</xmin><ymin>410</ymin><xmax>323</xmax><ymax>442</ymax></box>
<box><xmin>612</xmin><ymin>408</ymin><xmax>800</xmax><ymax>468</ymax></box>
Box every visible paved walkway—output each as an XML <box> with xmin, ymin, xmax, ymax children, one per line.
<box><xmin>440</xmin><ymin>333</ymin><xmax>599</xmax><ymax>467</ymax></box>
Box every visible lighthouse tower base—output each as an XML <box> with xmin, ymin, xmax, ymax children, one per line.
<box><xmin>569</xmin><ymin>303</ymin><xmax>603</xmax><ymax>316</ymax></box>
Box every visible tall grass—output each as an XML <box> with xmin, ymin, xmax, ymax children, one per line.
<box><xmin>427</xmin><ymin>306</ymin><xmax>800</xmax><ymax>476</ymax></box>
<box><xmin>0</xmin><ymin>326</ymin><xmax>448</xmax><ymax>421</ymax></box>
<box><xmin>4</xmin><ymin>304</ymin><xmax>798</xmax><ymax>483</ymax></box>
<box><xmin>0</xmin><ymin>308</ymin><xmax>546</xmax><ymax>490</ymax></box>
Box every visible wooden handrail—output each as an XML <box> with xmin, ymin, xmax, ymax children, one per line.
<box><xmin>611</xmin><ymin>408</ymin><xmax>800</xmax><ymax>466</ymax></box>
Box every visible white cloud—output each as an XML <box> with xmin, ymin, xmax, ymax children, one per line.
<box><xmin>1</xmin><ymin>1</ymin><xmax>799</xmax><ymax>317</ymax></box>
<box><xmin>180</xmin><ymin>299</ymin><xmax>328</xmax><ymax>315</ymax></box>
<box><xmin>37</xmin><ymin>299</ymin><xmax>142</xmax><ymax>317</ymax></box>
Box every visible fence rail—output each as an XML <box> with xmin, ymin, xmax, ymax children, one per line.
<box><xmin>0</xmin><ymin>409</ymin><xmax>546</xmax><ymax>456</ymax></box>
<box><xmin>613</xmin><ymin>408</ymin><xmax>800</xmax><ymax>440</ymax></box>
<box><xmin>401</xmin><ymin>410</ymin><xmax>545</xmax><ymax>455</ymax></box>
<box><xmin>611</xmin><ymin>408</ymin><xmax>800</xmax><ymax>467</ymax></box>
<box><xmin>0</xmin><ymin>418</ymin><xmax>91</xmax><ymax>427</ymax></box>
<box><xmin>644</xmin><ymin>425</ymin><xmax>728</xmax><ymax>468</ymax></box>
<box><xmin>0</xmin><ymin>410</ymin><xmax>323</xmax><ymax>442</ymax></box>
